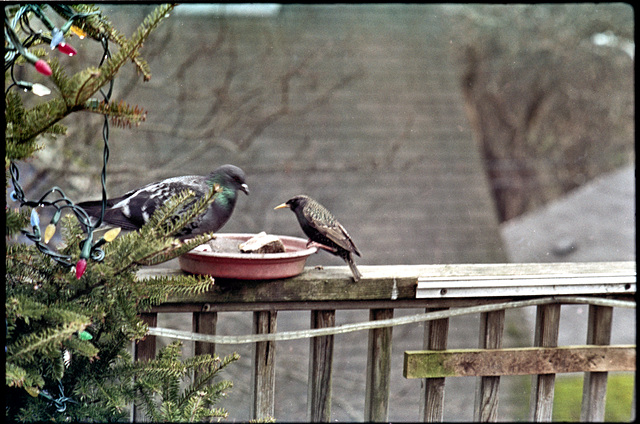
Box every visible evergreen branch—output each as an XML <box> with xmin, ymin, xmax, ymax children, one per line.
<box><xmin>49</xmin><ymin>4</ymin><xmax>128</xmax><ymax>50</ymax></box>
<box><xmin>134</xmin><ymin>274</ymin><xmax>215</xmax><ymax>310</ymax></box>
<box><xmin>137</xmin><ymin>190</ymin><xmax>197</xmax><ymax>237</ymax></box>
<box><xmin>4</xmin><ymin>5</ymin><xmax>245</xmax><ymax>421</ymax></box>
<box><xmin>84</xmin><ymin>99</ymin><xmax>148</xmax><ymax>128</ymax></box>
<box><xmin>135</xmin><ymin>232</ymin><xmax>216</xmax><ymax>267</ymax></box>
<box><xmin>43</xmin><ymin>304</ymin><xmax>93</xmax><ymax>326</ymax></box>
<box><xmin>136</xmin><ymin>382</ymin><xmax>164</xmax><ymax>423</ymax></box>
<box><xmin>158</xmin><ymin>187</ymin><xmax>220</xmax><ymax>239</ymax></box>
<box><xmin>78</xmin><ymin>3</ymin><xmax>176</xmax><ymax>95</ymax></box>
<box><xmin>4</xmin><ymin>90</ymin><xmax>25</xmax><ymax>125</ymax></box>
<box><xmin>177</xmin><ymin>353</ymin><xmax>239</xmax><ymax>411</ymax></box>
<box><xmin>6</xmin><ymin>295</ymin><xmax>48</xmax><ymax>323</ymax></box>
<box><xmin>106</xmin><ymin>188</ymin><xmax>218</xmax><ymax>272</ymax></box>
<box><xmin>64</xmin><ymin>336</ymin><xmax>100</xmax><ymax>359</ymax></box>
<box><xmin>7</xmin><ymin>321</ymin><xmax>90</xmax><ymax>364</ymax></box>
<box><xmin>5</xmin><ymin>209</ymin><xmax>29</xmax><ymax>237</ymax></box>
<box><xmin>5</xmin><ymin>96</ymin><xmax>70</xmax><ymax>146</ymax></box>
<box><xmin>7</xmin><ymin>4</ymin><xmax>175</xmax><ymax>145</ymax></box>
<box><xmin>5</xmin><ymin>363</ymin><xmax>45</xmax><ymax>390</ymax></box>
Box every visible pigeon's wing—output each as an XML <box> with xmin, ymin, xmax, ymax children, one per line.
<box><xmin>100</xmin><ymin>176</ymin><xmax>207</xmax><ymax>230</ymax></box>
<box><xmin>302</xmin><ymin>204</ymin><xmax>361</xmax><ymax>256</ymax></box>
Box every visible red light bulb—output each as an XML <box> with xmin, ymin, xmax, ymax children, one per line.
<box><xmin>34</xmin><ymin>60</ymin><xmax>52</xmax><ymax>76</ymax></box>
<box><xmin>56</xmin><ymin>42</ymin><xmax>77</xmax><ymax>57</ymax></box>
<box><xmin>76</xmin><ymin>258</ymin><xmax>87</xmax><ymax>279</ymax></box>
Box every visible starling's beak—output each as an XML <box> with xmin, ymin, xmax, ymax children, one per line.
<box><xmin>241</xmin><ymin>184</ymin><xmax>249</xmax><ymax>195</ymax></box>
<box><xmin>274</xmin><ymin>202</ymin><xmax>289</xmax><ymax>210</ymax></box>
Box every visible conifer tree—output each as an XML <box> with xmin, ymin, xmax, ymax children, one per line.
<box><xmin>5</xmin><ymin>4</ymin><xmax>239</xmax><ymax>421</ymax></box>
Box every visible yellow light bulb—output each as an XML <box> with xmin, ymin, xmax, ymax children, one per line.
<box><xmin>103</xmin><ymin>227</ymin><xmax>121</xmax><ymax>242</ymax></box>
<box><xmin>70</xmin><ymin>25</ymin><xmax>86</xmax><ymax>39</ymax></box>
<box><xmin>44</xmin><ymin>224</ymin><xmax>56</xmax><ymax>244</ymax></box>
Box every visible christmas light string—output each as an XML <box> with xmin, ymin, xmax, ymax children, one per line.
<box><xmin>38</xmin><ymin>381</ymin><xmax>78</xmax><ymax>413</ymax></box>
<box><xmin>6</xmin><ymin>5</ymin><xmax>118</xmax><ymax>280</ymax></box>
<box><xmin>4</xmin><ymin>5</ymin><xmax>99</xmax><ymax>92</ymax></box>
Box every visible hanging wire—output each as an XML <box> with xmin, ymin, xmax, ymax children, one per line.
<box><xmin>6</xmin><ymin>5</ymin><xmax>113</xmax><ymax>270</ymax></box>
<box><xmin>38</xmin><ymin>380</ymin><xmax>78</xmax><ymax>413</ymax></box>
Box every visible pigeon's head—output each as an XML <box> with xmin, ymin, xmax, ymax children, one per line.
<box><xmin>274</xmin><ymin>194</ymin><xmax>310</xmax><ymax>212</ymax></box>
<box><xmin>213</xmin><ymin>164</ymin><xmax>249</xmax><ymax>195</ymax></box>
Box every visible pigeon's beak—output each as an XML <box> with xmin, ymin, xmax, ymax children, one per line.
<box><xmin>274</xmin><ymin>203</ymin><xmax>289</xmax><ymax>210</ymax></box>
<box><xmin>241</xmin><ymin>184</ymin><xmax>249</xmax><ymax>195</ymax></box>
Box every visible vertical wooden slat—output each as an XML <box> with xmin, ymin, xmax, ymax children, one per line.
<box><xmin>308</xmin><ymin>310</ymin><xmax>336</xmax><ymax>422</ymax></box>
<box><xmin>135</xmin><ymin>313</ymin><xmax>158</xmax><ymax>361</ymax></box>
<box><xmin>193</xmin><ymin>311</ymin><xmax>217</xmax><ymax>381</ymax></box>
<box><xmin>364</xmin><ymin>308</ymin><xmax>394</xmax><ymax>422</ymax></box>
<box><xmin>133</xmin><ymin>313</ymin><xmax>157</xmax><ymax>422</ymax></box>
<box><xmin>580</xmin><ymin>305</ymin><xmax>613</xmax><ymax>422</ymax></box>
<box><xmin>420</xmin><ymin>308</ymin><xmax>450</xmax><ymax>422</ymax></box>
<box><xmin>193</xmin><ymin>311</ymin><xmax>217</xmax><ymax>356</ymax></box>
<box><xmin>252</xmin><ymin>310</ymin><xmax>277</xmax><ymax>420</ymax></box>
<box><xmin>474</xmin><ymin>310</ymin><xmax>505</xmax><ymax>422</ymax></box>
<box><xmin>529</xmin><ymin>304</ymin><xmax>561</xmax><ymax>422</ymax></box>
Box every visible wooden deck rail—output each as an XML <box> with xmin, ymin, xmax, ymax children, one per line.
<box><xmin>135</xmin><ymin>261</ymin><xmax>636</xmax><ymax>422</ymax></box>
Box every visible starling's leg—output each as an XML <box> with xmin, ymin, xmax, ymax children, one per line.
<box><xmin>306</xmin><ymin>240</ymin><xmax>338</xmax><ymax>253</ymax></box>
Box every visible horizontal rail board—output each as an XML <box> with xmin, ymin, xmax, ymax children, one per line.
<box><xmin>137</xmin><ymin>261</ymin><xmax>636</xmax><ymax>305</ymax></box>
<box><xmin>403</xmin><ymin>345</ymin><xmax>636</xmax><ymax>378</ymax></box>
<box><xmin>417</xmin><ymin>273</ymin><xmax>636</xmax><ymax>298</ymax></box>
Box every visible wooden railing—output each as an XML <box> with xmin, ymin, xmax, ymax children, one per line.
<box><xmin>135</xmin><ymin>261</ymin><xmax>636</xmax><ymax>422</ymax></box>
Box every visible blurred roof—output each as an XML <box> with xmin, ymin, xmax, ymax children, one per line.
<box><xmin>501</xmin><ymin>164</ymin><xmax>635</xmax><ymax>262</ymax></box>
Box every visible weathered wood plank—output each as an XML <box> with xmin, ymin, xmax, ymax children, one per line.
<box><xmin>364</xmin><ymin>308</ymin><xmax>394</xmax><ymax>422</ymax></box>
<box><xmin>403</xmin><ymin>345</ymin><xmax>636</xmax><ymax>378</ymax></box>
<box><xmin>474</xmin><ymin>310</ymin><xmax>505</xmax><ymax>422</ymax></box>
<box><xmin>192</xmin><ymin>311</ymin><xmax>217</xmax><ymax>382</ymax></box>
<box><xmin>133</xmin><ymin>313</ymin><xmax>157</xmax><ymax>422</ymax></box>
<box><xmin>581</xmin><ymin>305</ymin><xmax>613</xmax><ymax>422</ymax></box>
<box><xmin>529</xmin><ymin>304</ymin><xmax>561</xmax><ymax>422</ymax></box>
<box><xmin>193</xmin><ymin>311</ymin><xmax>217</xmax><ymax>356</ymax></box>
<box><xmin>417</xmin><ymin>272</ymin><xmax>636</xmax><ymax>298</ymax></box>
<box><xmin>137</xmin><ymin>261</ymin><xmax>636</xmax><ymax>305</ymax></box>
<box><xmin>251</xmin><ymin>311</ymin><xmax>277</xmax><ymax>420</ymax></box>
<box><xmin>420</xmin><ymin>308</ymin><xmax>449</xmax><ymax>422</ymax></box>
<box><xmin>135</xmin><ymin>313</ymin><xmax>158</xmax><ymax>361</ymax></box>
<box><xmin>308</xmin><ymin>310</ymin><xmax>335</xmax><ymax>422</ymax></box>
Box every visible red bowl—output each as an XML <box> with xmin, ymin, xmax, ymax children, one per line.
<box><xmin>179</xmin><ymin>233</ymin><xmax>317</xmax><ymax>280</ymax></box>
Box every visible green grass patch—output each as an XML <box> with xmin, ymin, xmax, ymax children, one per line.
<box><xmin>552</xmin><ymin>373</ymin><xmax>635</xmax><ymax>422</ymax></box>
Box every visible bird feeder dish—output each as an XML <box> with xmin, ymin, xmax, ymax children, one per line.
<box><xmin>179</xmin><ymin>233</ymin><xmax>317</xmax><ymax>280</ymax></box>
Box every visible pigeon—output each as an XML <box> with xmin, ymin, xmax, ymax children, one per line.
<box><xmin>78</xmin><ymin>164</ymin><xmax>249</xmax><ymax>240</ymax></box>
<box><xmin>275</xmin><ymin>194</ymin><xmax>362</xmax><ymax>281</ymax></box>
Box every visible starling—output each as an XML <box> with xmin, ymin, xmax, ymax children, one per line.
<box><xmin>275</xmin><ymin>194</ymin><xmax>362</xmax><ymax>281</ymax></box>
<box><xmin>78</xmin><ymin>164</ymin><xmax>249</xmax><ymax>240</ymax></box>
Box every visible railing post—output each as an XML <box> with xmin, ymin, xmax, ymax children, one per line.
<box><xmin>529</xmin><ymin>304</ymin><xmax>561</xmax><ymax>421</ymax></box>
<box><xmin>307</xmin><ymin>310</ymin><xmax>336</xmax><ymax>422</ymax></box>
<box><xmin>365</xmin><ymin>308</ymin><xmax>394</xmax><ymax>422</ymax></box>
<box><xmin>252</xmin><ymin>310</ymin><xmax>277</xmax><ymax>421</ymax></box>
<box><xmin>580</xmin><ymin>305</ymin><xmax>613</xmax><ymax>422</ymax></box>
<box><xmin>420</xmin><ymin>308</ymin><xmax>449</xmax><ymax>422</ymax></box>
<box><xmin>474</xmin><ymin>310</ymin><xmax>505</xmax><ymax>422</ymax></box>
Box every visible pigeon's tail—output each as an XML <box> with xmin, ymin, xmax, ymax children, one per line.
<box><xmin>343</xmin><ymin>251</ymin><xmax>362</xmax><ymax>282</ymax></box>
<box><xmin>76</xmin><ymin>200</ymin><xmax>106</xmax><ymax>219</ymax></box>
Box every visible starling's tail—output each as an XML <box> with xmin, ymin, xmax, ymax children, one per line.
<box><xmin>344</xmin><ymin>252</ymin><xmax>362</xmax><ymax>282</ymax></box>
